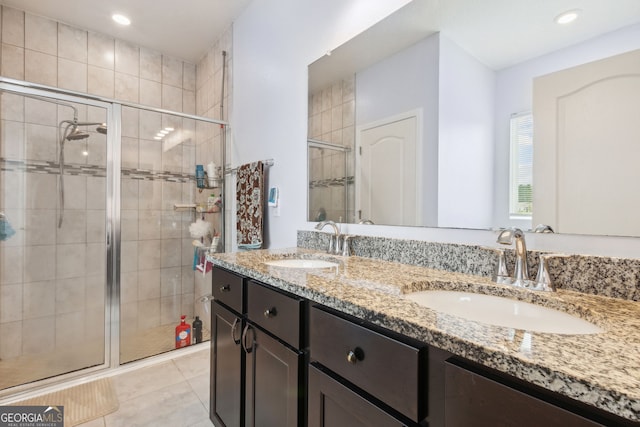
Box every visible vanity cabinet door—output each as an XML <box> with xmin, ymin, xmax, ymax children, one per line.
<box><xmin>244</xmin><ymin>324</ymin><xmax>303</xmax><ymax>427</ymax></box>
<box><xmin>210</xmin><ymin>302</ymin><xmax>245</xmax><ymax>427</ymax></box>
<box><xmin>308</xmin><ymin>364</ymin><xmax>408</xmax><ymax>427</ymax></box>
<box><xmin>444</xmin><ymin>359</ymin><xmax>605</xmax><ymax>427</ymax></box>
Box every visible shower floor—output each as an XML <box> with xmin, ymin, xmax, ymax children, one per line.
<box><xmin>120</xmin><ymin>323</ymin><xmax>211</xmax><ymax>364</ymax></box>
<box><xmin>0</xmin><ymin>323</ymin><xmax>210</xmax><ymax>392</ymax></box>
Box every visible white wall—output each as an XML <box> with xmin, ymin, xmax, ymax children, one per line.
<box><xmin>232</xmin><ymin>0</ymin><xmax>412</xmax><ymax>248</ymax></box>
<box><xmin>438</xmin><ymin>35</ymin><xmax>495</xmax><ymax>229</ymax></box>
<box><xmin>355</xmin><ymin>34</ymin><xmax>439</xmax><ymax>227</ymax></box>
<box><xmin>233</xmin><ymin>3</ymin><xmax>640</xmax><ymax>259</ymax></box>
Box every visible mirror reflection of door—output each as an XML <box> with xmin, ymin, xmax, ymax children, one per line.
<box><xmin>533</xmin><ymin>48</ymin><xmax>640</xmax><ymax>236</ymax></box>
<box><xmin>357</xmin><ymin>114</ymin><xmax>419</xmax><ymax>226</ymax></box>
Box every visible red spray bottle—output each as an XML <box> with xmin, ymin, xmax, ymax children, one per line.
<box><xmin>175</xmin><ymin>315</ymin><xmax>191</xmax><ymax>348</ymax></box>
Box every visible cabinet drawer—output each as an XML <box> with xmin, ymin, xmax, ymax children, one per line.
<box><xmin>247</xmin><ymin>280</ymin><xmax>304</xmax><ymax>349</ymax></box>
<box><xmin>212</xmin><ymin>267</ymin><xmax>244</xmax><ymax>314</ymax></box>
<box><xmin>309</xmin><ymin>306</ymin><xmax>427</xmax><ymax>423</ymax></box>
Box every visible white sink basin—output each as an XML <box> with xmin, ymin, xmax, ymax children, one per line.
<box><xmin>405</xmin><ymin>290</ymin><xmax>602</xmax><ymax>335</ymax></box>
<box><xmin>264</xmin><ymin>259</ymin><xmax>339</xmax><ymax>269</ymax></box>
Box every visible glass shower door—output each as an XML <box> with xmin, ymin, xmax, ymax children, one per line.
<box><xmin>0</xmin><ymin>88</ymin><xmax>109</xmax><ymax>392</ymax></box>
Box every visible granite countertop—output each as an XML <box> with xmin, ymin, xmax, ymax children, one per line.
<box><xmin>206</xmin><ymin>247</ymin><xmax>640</xmax><ymax>422</ymax></box>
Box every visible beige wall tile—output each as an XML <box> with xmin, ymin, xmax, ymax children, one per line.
<box><xmin>121</xmin><ymin>136</ymin><xmax>139</xmax><ymax>169</ymax></box>
<box><xmin>139</xmin><ymin>139</ymin><xmax>162</xmax><ymax>171</ymax></box>
<box><xmin>1</xmin><ymin>44</ymin><xmax>24</xmax><ymax>79</ymax></box>
<box><xmin>57</xmin><ymin>23</ymin><xmax>87</xmax><ymax>63</ymax></box>
<box><xmin>161</xmin><ymin>239</ymin><xmax>181</xmax><ymax>268</ymax></box>
<box><xmin>139</xmin><ymin>210</ymin><xmax>161</xmax><ymax>240</ymax></box>
<box><xmin>88</xmin><ymin>31</ymin><xmax>114</xmax><ymax>69</ymax></box>
<box><xmin>23</xmin><ymin>245</ymin><xmax>55</xmax><ymax>283</ymax></box>
<box><xmin>140</xmin><ymin>78</ymin><xmax>162</xmax><ymax>108</ymax></box>
<box><xmin>55</xmin><ymin>311</ymin><xmax>86</xmax><ymax>348</ymax></box>
<box><xmin>115</xmin><ymin>40</ymin><xmax>139</xmax><ymax>76</ymax></box>
<box><xmin>162</xmin><ymin>84</ymin><xmax>182</xmax><ymax>112</ymax></box>
<box><xmin>183</xmin><ymin>62</ymin><xmax>196</xmax><ymax>91</ymax></box>
<box><xmin>55</xmin><ymin>277</ymin><xmax>85</xmax><ymax>314</ymax></box>
<box><xmin>162</xmin><ymin>56</ymin><xmax>183</xmax><ymax>88</ymax></box>
<box><xmin>56</xmin><ymin>244</ymin><xmax>86</xmax><ymax>279</ymax></box>
<box><xmin>24</xmin><ymin>209</ymin><xmax>56</xmax><ymax>246</ymax></box>
<box><xmin>140</xmin><ymin>48</ymin><xmax>162</xmax><ymax>82</ymax></box>
<box><xmin>120</xmin><ymin>240</ymin><xmax>138</xmax><ymax>273</ymax></box>
<box><xmin>121</xmin><ymin>271</ymin><xmax>138</xmax><ymax>304</ymax></box>
<box><xmin>25</xmin><ymin>14</ymin><xmax>56</xmax><ymax>54</ymax></box>
<box><xmin>23</xmin><ymin>280</ymin><xmax>55</xmax><ymax>319</ymax></box>
<box><xmin>22</xmin><ymin>315</ymin><xmax>55</xmax><ymax>353</ymax></box>
<box><xmin>58</xmin><ymin>58</ymin><xmax>88</xmax><ymax>92</ymax></box>
<box><xmin>0</xmin><ymin>284</ymin><xmax>22</xmax><ymax>322</ymax></box>
<box><xmin>115</xmin><ymin>72</ymin><xmax>139</xmax><ymax>103</ymax></box>
<box><xmin>88</xmin><ymin>65</ymin><xmax>114</xmax><ymax>98</ymax></box>
<box><xmin>138</xmin><ymin>269</ymin><xmax>160</xmax><ymax>300</ymax></box>
<box><xmin>86</xmin><ymin>176</ymin><xmax>106</xmax><ymax>210</ymax></box>
<box><xmin>25</xmin><ymin>50</ymin><xmax>57</xmax><ymax>86</ymax></box>
<box><xmin>2</xmin><ymin>7</ymin><xmax>24</xmax><ymax>47</ymax></box>
<box><xmin>0</xmin><ymin>321</ymin><xmax>22</xmax><ymax>359</ymax></box>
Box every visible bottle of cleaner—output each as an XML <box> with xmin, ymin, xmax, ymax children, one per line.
<box><xmin>193</xmin><ymin>316</ymin><xmax>203</xmax><ymax>344</ymax></box>
<box><xmin>175</xmin><ymin>315</ymin><xmax>191</xmax><ymax>348</ymax></box>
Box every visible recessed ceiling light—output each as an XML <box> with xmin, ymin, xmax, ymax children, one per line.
<box><xmin>555</xmin><ymin>9</ymin><xmax>580</xmax><ymax>25</ymax></box>
<box><xmin>154</xmin><ymin>136</ymin><xmax>162</xmax><ymax>140</ymax></box>
<box><xmin>164</xmin><ymin>127</ymin><xmax>175</xmax><ymax>131</ymax></box>
<box><xmin>112</xmin><ymin>14</ymin><xmax>131</xmax><ymax>26</ymax></box>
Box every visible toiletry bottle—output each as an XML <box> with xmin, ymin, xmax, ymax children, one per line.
<box><xmin>175</xmin><ymin>315</ymin><xmax>191</xmax><ymax>348</ymax></box>
<box><xmin>195</xmin><ymin>165</ymin><xmax>205</xmax><ymax>188</ymax></box>
<box><xmin>207</xmin><ymin>194</ymin><xmax>216</xmax><ymax>212</ymax></box>
<box><xmin>193</xmin><ymin>316</ymin><xmax>203</xmax><ymax>344</ymax></box>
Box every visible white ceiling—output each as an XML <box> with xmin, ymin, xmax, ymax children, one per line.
<box><xmin>4</xmin><ymin>0</ymin><xmax>640</xmax><ymax>72</ymax></box>
<box><xmin>0</xmin><ymin>0</ymin><xmax>253</xmax><ymax>63</ymax></box>
<box><xmin>310</xmin><ymin>0</ymin><xmax>640</xmax><ymax>92</ymax></box>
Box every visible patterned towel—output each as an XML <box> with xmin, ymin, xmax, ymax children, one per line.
<box><xmin>236</xmin><ymin>161</ymin><xmax>264</xmax><ymax>249</ymax></box>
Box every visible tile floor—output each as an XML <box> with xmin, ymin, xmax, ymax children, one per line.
<box><xmin>77</xmin><ymin>345</ymin><xmax>213</xmax><ymax>427</ymax></box>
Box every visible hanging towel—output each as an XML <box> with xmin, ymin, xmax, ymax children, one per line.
<box><xmin>236</xmin><ymin>161</ymin><xmax>264</xmax><ymax>250</ymax></box>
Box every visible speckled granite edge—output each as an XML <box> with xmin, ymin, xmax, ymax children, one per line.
<box><xmin>297</xmin><ymin>231</ymin><xmax>640</xmax><ymax>301</ymax></box>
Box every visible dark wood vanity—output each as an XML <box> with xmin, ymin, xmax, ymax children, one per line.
<box><xmin>210</xmin><ymin>265</ymin><xmax>638</xmax><ymax>427</ymax></box>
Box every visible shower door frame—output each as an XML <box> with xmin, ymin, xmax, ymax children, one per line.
<box><xmin>0</xmin><ymin>77</ymin><xmax>228</xmax><ymax>397</ymax></box>
<box><xmin>0</xmin><ymin>79</ymin><xmax>117</xmax><ymax>393</ymax></box>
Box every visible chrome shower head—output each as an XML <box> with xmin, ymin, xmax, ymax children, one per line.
<box><xmin>66</xmin><ymin>126</ymin><xmax>90</xmax><ymax>141</ymax></box>
<box><xmin>96</xmin><ymin>123</ymin><xmax>107</xmax><ymax>134</ymax></box>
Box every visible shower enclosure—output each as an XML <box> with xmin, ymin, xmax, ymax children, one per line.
<box><xmin>307</xmin><ymin>139</ymin><xmax>352</xmax><ymax>223</ymax></box>
<box><xmin>0</xmin><ymin>78</ymin><xmax>226</xmax><ymax>395</ymax></box>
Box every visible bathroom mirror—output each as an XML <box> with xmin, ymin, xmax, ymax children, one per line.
<box><xmin>307</xmin><ymin>0</ymin><xmax>640</xmax><ymax>237</ymax></box>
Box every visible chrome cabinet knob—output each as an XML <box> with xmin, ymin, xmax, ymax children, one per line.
<box><xmin>264</xmin><ymin>307</ymin><xmax>277</xmax><ymax>318</ymax></box>
<box><xmin>219</xmin><ymin>285</ymin><xmax>230</xmax><ymax>292</ymax></box>
<box><xmin>347</xmin><ymin>350</ymin><xmax>358</xmax><ymax>364</ymax></box>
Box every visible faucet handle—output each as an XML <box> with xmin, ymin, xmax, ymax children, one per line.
<box><xmin>490</xmin><ymin>248</ymin><xmax>511</xmax><ymax>284</ymax></box>
<box><xmin>341</xmin><ymin>235</ymin><xmax>353</xmax><ymax>256</ymax></box>
<box><xmin>532</xmin><ymin>253</ymin><xmax>569</xmax><ymax>292</ymax></box>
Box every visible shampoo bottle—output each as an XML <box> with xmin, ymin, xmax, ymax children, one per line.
<box><xmin>175</xmin><ymin>315</ymin><xmax>191</xmax><ymax>348</ymax></box>
<box><xmin>193</xmin><ymin>316</ymin><xmax>203</xmax><ymax>344</ymax></box>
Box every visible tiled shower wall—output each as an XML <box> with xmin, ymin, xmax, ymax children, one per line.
<box><xmin>308</xmin><ymin>76</ymin><xmax>355</xmax><ymax>223</ymax></box>
<box><xmin>0</xmin><ymin>5</ymin><xmax>228</xmax><ymax>358</ymax></box>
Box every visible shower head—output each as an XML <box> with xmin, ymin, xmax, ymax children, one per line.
<box><xmin>96</xmin><ymin>123</ymin><xmax>107</xmax><ymax>134</ymax></box>
<box><xmin>66</xmin><ymin>126</ymin><xmax>90</xmax><ymax>141</ymax></box>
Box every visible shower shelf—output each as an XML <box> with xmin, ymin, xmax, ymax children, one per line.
<box><xmin>173</xmin><ymin>204</ymin><xmax>221</xmax><ymax>214</ymax></box>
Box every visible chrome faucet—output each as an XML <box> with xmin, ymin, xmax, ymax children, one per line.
<box><xmin>315</xmin><ymin>220</ymin><xmax>341</xmax><ymax>254</ymax></box>
<box><xmin>496</xmin><ymin>228</ymin><xmax>530</xmax><ymax>287</ymax></box>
